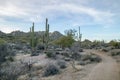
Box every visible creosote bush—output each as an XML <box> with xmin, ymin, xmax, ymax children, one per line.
<box><xmin>46</xmin><ymin>51</ymin><xmax>56</xmax><ymax>59</ymax></box>
<box><xmin>56</xmin><ymin>60</ymin><xmax>67</xmax><ymax>69</ymax></box>
<box><xmin>0</xmin><ymin>62</ymin><xmax>29</xmax><ymax>80</ymax></box>
<box><xmin>43</xmin><ymin>63</ymin><xmax>60</xmax><ymax>77</ymax></box>
<box><xmin>0</xmin><ymin>43</ymin><xmax>14</xmax><ymax>64</ymax></box>
<box><xmin>111</xmin><ymin>51</ymin><xmax>120</xmax><ymax>56</ymax></box>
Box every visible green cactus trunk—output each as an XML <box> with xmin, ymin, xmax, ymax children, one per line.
<box><xmin>30</xmin><ymin>22</ymin><xmax>37</xmax><ymax>53</ymax></box>
<box><xmin>78</xmin><ymin>26</ymin><xmax>82</xmax><ymax>47</ymax></box>
<box><xmin>45</xmin><ymin>18</ymin><xmax>49</xmax><ymax>51</ymax></box>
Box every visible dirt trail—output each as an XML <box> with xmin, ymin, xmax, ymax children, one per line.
<box><xmin>82</xmin><ymin>50</ymin><xmax>120</xmax><ymax>80</ymax></box>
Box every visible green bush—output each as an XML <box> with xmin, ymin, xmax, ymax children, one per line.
<box><xmin>0</xmin><ymin>38</ymin><xmax>6</xmax><ymax>45</ymax></box>
<box><xmin>54</xmin><ymin>36</ymin><xmax>75</xmax><ymax>48</ymax></box>
<box><xmin>46</xmin><ymin>51</ymin><xmax>56</xmax><ymax>59</ymax></box>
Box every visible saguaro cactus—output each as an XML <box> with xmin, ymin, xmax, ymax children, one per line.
<box><xmin>30</xmin><ymin>22</ymin><xmax>37</xmax><ymax>53</ymax></box>
<box><xmin>44</xmin><ymin>18</ymin><xmax>50</xmax><ymax>50</ymax></box>
<box><xmin>78</xmin><ymin>26</ymin><xmax>82</xmax><ymax>47</ymax></box>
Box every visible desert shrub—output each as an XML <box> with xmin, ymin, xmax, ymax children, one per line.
<box><xmin>43</xmin><ymin>63</ymin><xmax>60</xmax><ymax>77</ymax></box>
<box><xmin>0</xmin><ymin>62</ymin><xmax>29</xmax><ymax>80</ymax></box>
<box><xmin>109</xmin><ymin>40</ymin><xmax>120</xmax><ymax>49</ymax></box>
<box><xmin>61</xmin><ymin>51</ymin><xmax>70</xmax><ymax>57</ymax></box>
<box><xmin>37</xmin><ymin>44</ymin><xmax>44</xmax><ymax>50</ymax></box>
<box><xmin>56</xmin><ymin>60</ymin><xmax>66</xmax><ymax>69</ymax></box>
<box><xmin>54</xmin><ymin>36</ymin><xmax>75</xmax><ymax>48</ymax></box>
<box><xmin>101</xmin><ymin>46</ymin><xmax>115</xmax><ymax>52</ymax></box>
<box><xmin>46</xmin><ymin>51</ymin><xmax>56</xmax><ymax>59</ymax></box>
<box><xmin>77</xmin><ymin>61</ymin><xmax>86</xmax><ymax>66</ymax></box>
<box><xmin>90</xmin><ymin>55</ymin><xmax>102</xmax><ymax>62</ymax></box>
<box><xmin>6</xmin><ymin>56</ymin><xmax>14</xmax><ymax>62</ymax></box>
<box><xmin>0</xmin><ymin>38</ymin><xmax>6</xmax><ymax>45</ymax></box>
<box><xmin>0</xmin><ymin>43</ymin><xmax>15</xmax><ymax>64</ymax></box>
<box><xmin>46</xmin><ymin>51</ymin><xmax>52</xmax><ymax>57</ymax></box>
<box><xmin>101</xmin><ymin>48</ymin><xmax>109</xmax><ymax>52</ymax></box>
<box><xmin>81</xmin><ymin>54</ymin><xmax>91</xmax><ymax>61</ymax></box>
<box><xmin>71</xmin><ymin>52</ymin><xmax>81</xmax><ymax>60</ymax></box>
<box><xmin>81</xmin><ymin>39</ymin><xmax>92</xmax><ymax>49</ymax></box>
<box><xmin>79</xmin><ymin>48</ymin><xmax>83</xmax><ymax>52</ymax></box>
<box><xmin>81</xmin><ymin>53</ymin><xmax>101</xmax><ymax>63</ymax></box>
<box><xmin>0</xmin><ymin>44</ymin><xmax>7</xmax><ymax>63</ymax></box>
<box><xmin>111</xmin><ymin>51</ymin><xmax>120</xmax><ymax>56</ymax></box>
<box><xmin>13</xmin><ymin>44</ymin><xmax>23</xmax><ymax>50</ymax></box>
<box><xmin>31</xmin><ymin>51</ymin><xmax>39</xmax><ymax>56</ymax></box>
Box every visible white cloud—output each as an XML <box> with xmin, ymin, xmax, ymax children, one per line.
<box><xmin>0</xmin><ymin>3</ymin><xmax>28</xmax><ymax>18</ymax></box>
<box><xmin>0</xmin><ymin>0</ymin><xmax>114</xmax><ymax>23</ymax></box>
<box><xmin>0</xmin><ymin>0</ymin><xmax>118</xmax><ymax>34</ymax></box>
<box><xmin>0</xmin><ymin>25</ymin><xmax>20</xmax><ymax>33</ymax></box>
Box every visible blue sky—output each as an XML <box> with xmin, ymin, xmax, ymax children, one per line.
<box><xmin>0</xmin><ymin>0</ymin><xmax>120</xmax><ymax>41</ymax></box>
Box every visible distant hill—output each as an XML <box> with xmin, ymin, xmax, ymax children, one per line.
<box><xmin>9</xmin><ymin>30</ymin><xmax>28</xmax><ymax>37</ymax></box>
<box><xmin>50</xmin><ymin>31</ymin><xmax>63</xmax><ymax>40</ymax></box>
<box><xmin>0</xmin><ymin>30</ymin><xmax>63</xmax><ymax>41</ymax></box>
<box><xmin>0</xmin><ymin>31</ymin><xmax>6</xmax><ymax>36</ymax></box>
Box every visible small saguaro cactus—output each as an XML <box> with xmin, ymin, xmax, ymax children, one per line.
<box><xmin>30</xmin><ymin>22</ymin><xmax>38</xmax><ymax>53</ymax></box>
<box><xmin>44</xmin><ymin>18</ymin><xmax>50</xmax><ymax>50</ymax></box>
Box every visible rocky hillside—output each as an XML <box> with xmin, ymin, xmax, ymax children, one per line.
<box><xmin>0</xmin><ymin>31</ymin><xmax>6</xmax><ymax>36</ymax></box>
<box><xmin>0</xmin><ymin>30</ymin><xmax>63</xmax><ymax>41</ymax></box>
<box><xmin>50</xmin><ymin>31</ymin><xmax>63</xmax><ymax>40</ymax></box>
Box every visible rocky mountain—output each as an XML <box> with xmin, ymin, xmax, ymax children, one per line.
<box><xmin>0</xmin><ymin>30</ymin><xmax>63</xmax><ymax>41</ymax></box>
<box><xmin>0</xmin><ymin>31</ymin><xmax>6</xmax><ymax>36</ymax></box>
<box><xmin>50</xmin><ymin>31</ymin><xmax>63</xmax><ymax>40</ymax></box>
<box><xmin>9</xmin><ymin>30</ymin><xmax>28</xmax><ymax>37</ymax></box>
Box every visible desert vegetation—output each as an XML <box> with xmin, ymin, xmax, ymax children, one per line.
<box><xmin>0</xmin><ymin>18</ymin><xmax>120</xmax><ymax>80</ymax></box>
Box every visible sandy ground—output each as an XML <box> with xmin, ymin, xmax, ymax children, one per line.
<box><xmin>16</xmin><ymin>50</ymin><xmax>120</xmax><ymax>80</ymax></box>
<box><xmin>82</xmin><ymin>50</ymin><xmax>120</xmax><ymax>80</ymax></box>
<box><xmin>40</xmin><ymin>63</ymin><xmax>97</xmax><ymax>80</ymax></box>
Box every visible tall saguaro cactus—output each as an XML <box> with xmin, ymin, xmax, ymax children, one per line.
<box><xmin>30</xmin><ymin>22</ymin><xmax>37</xmax><ymax>53</ymax></box>
<box><xmin>78</xmin><ymin>26</ymin><xmax>82</xmax><ymax>47</ymax></box>
<box><xmin>45</xmin><ymin>18</ymin><xmax>50</xmax><ymax>50</ymax></box>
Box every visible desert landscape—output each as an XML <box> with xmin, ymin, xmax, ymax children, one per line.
<box><xmin>0</xmin><ymin>0</ymin><xmax>120</xmax><ymax>80</ymax></box>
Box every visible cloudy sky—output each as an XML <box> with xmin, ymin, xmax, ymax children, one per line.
<box><xmin>0</xmin><ymin>0</ymin><xmax>120</xmax><ymax>41</ymax></box>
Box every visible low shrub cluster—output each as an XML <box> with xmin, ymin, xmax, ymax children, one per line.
<box><xmin>0</xmin><ymin>62</ymin><xmax>29</xmax><ymax>80</ymax></box>
<box><xmin>111</xmin><ymin>51</ymin><xmax>120</xmax><ymax>56</ymax></box>
<box><xmin>0</xmin><ymin>43</ymin><xmax>15</xmax><ymax>64</ymax></box>
<box><xmin>80</xmin><ymin>53</ymin><xmax>102</xmax><ymax>65</ymax></box>
<box><xmin>56</xmin><ymin>60</ymin><xmax>67</xmax><ymax>69</ymax></box>
<box><xmin>45</xmin><ymin>51</ymin><xmax>56</xmax><ymax>59</ymax></box>
<box><xmin>43</xmin><ymin>63</ymin><xmax>60</xmax><ymax>77</ymax></box>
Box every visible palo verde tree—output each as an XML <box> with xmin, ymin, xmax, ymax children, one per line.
<box><xmin>54</xmin><ymin>29</ymin><xmax>76</xmax><ymax>48</ymax></box>
<box><xmin>109</xmin><ymin>40</ymin><xmax>120</xmax><ymax>49</ymax></box>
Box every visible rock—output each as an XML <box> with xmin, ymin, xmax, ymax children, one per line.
<box><xmin>32</xmin><ymin>63</ymin><xmax>43</xmax><ymax>70</ymax></box>
<box><xmin>73</xmin><ymin>65</ymin><xmax>83</xmax><ymax>71</ymax></box>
